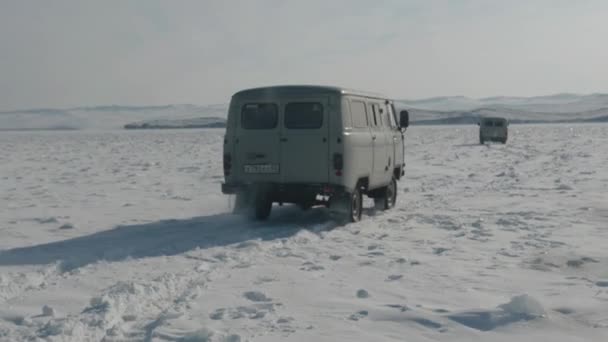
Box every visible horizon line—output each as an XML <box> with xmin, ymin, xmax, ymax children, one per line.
<box><xmin>2</xmin><ymin>92</ymin><xmax>608</xmax><ymax>113</ymax></box>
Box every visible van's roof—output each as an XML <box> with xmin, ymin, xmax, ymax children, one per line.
<box><xmin>481</xmin><ymin>116</ymin><xmax>508</xmax><ymax>121</ymax></box>
<box><xmin>233</xmin><ymin>85</ymin><xmax>389</xmax><ymax>100</ymax></box>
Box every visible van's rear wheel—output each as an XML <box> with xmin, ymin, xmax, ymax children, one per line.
<box><xmin>349</xmin><ymin>188</ymin><xmax>363</xmax><ymax>222</ymax></box>
<box><xmin>254</xmin><ymin>191</ymin><xmax>272</xmax><ymax>221</ymax></box>
<box><xmin>233</xmin><ymin>191</ymin><xmax>250</xmax><ymax>214</ymax></box>
<box><xmin>234</xmin><ymin>189</ymin><xmax>271</xmax><ymax>220</ymax></box>
<box><xmin>374</xmin><ymin>177</ymin><xmax>397</xmax><ymax>210</ymax></box>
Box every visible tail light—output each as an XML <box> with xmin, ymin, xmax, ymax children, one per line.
<box><xmin>333</xmin><ymin>153</ymin><xmax>343</xmax><ymax>176</ymax></box>
<box><xmin>223</xmin><ymin>153</ymin><xmax>232</xmax><ymax>176</ymax></box>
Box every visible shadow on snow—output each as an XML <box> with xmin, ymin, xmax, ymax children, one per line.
<box><xmin>0</xmin><ymin>206</ymin><xmax>339</xmax><ymax>272</ymax></box>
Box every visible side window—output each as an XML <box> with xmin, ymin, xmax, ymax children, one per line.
<box><xmin>370</xmin><ymin>104</ymin><xmax>379</xmax><ymax>127</ymax></box>
<box><xmin>241</xmin><ymin>103</ymin><xmax>278</xmax><ymax>129</ymax></box>
<box><xmin>386</xmin><ymin>104</ymin><xmax>397</xmax><ymax>128</ymax></box>
<box><xmin>390</xmin><ymin>104</ymin><xmax>399</xmax><ymax>127</ymax></box>
<box><xmin>350</xmin><ymin>100</ymin><xmax>368</xmax><ymax>128</ymax></box>
<box><xmin>495</xmin><ymin>120</ymin><xmax>504</xmax><ymax>127</ymax></box>
<box><xmin>284</xmin><ymin>102</ymin><xmax>323</xmax><ymax>129</ymax></box>
<box><xmin>379</xmin><ymin>106</ymin><xmax>389</xmax><ymax>127</ymax></box>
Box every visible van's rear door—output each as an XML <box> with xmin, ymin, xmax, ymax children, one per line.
<box><xmin>234</xmin><ymin>102</ymin><xmax>281</xmax><ymax>182</ymax></box>
<box><xmin>280</xmin><ymin>99</ymin><xmax>330</xmax><ymax>184</ymax></box>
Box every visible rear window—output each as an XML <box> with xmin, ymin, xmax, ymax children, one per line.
<box><xmin>483</xmin><ymin>120</ymin><xmax>505</xmax><ymax>127</ymax></box>
<box><xmin>241</xmin><ymin>103</ymin><xmax>278</xmax><ymax>129</ymax></box>
<box><xmin>284</xmin><ymin>102</ymin><xmax>323</xmax><ymax>129</ymax></box>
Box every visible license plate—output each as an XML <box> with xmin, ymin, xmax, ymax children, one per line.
<box><xmin>244</xmin><ymin>164</ymin><xmax>279</xmax><ymax>174</ymax></box>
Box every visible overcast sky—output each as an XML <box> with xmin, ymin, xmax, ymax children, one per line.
<box><xmin>1</xmin><ymin>0</ymin><xmax>607</xmax><ymax>110</ymax></box>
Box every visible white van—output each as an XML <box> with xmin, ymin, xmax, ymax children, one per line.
<box><xmin>479</xmin><ymin>116</ymin><xmax>508</xmax><ymax>144</ymax></box>
<box><xmin>221</xmin><ymin>85</ymin><xmax>409</xmax><ymax>221</ymax></box>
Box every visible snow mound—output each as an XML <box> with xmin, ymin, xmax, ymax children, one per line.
<box><xmin>42</xmin><ymin>305</ymin><xmax>56</xmax><ymax>317</ymax></box>
<box><xmin>498</xmin><ymin>294</ymin><xmax>546</xmax><ymax>318</ymax></box>
<box><xmin>448</xmin><ymin>295</ymin><xmax>545</xmax><ymax>331</ymax></box>
<box><xmin>179</xmin><ymin>328</ymin><xmax>214</xmax><ymax>342</ymax></box>
<box><xmin>243</xmin><ymin>291</ymin><xmax>271</xmax><ymax>302</ymax></box>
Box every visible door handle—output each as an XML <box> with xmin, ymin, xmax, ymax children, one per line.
<box><xmin>372</xmin><ymin>136</ymin><xmax>376</xmax><ymax>140</ymax></box>
<box><xmin>280</xmin><ymin>137</ymin><xmax>288</xmax><ymax>142</ymax></box>
<box><xmin>322</xmin><ymin>137</ymin><xmax>327</xmax><ymax>142</ymax></box>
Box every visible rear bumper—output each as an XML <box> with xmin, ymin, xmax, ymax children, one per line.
<box><xmin>221</xmin><ymin>182</ymin><xmax>346</xmax><ymax>199</ymax></box>
<box><xmin>481</xmin><ymin>136</ymin><xmax>507</xmax><ymax>142</ymax></box>
<box><xmin>221</xmin><ymin>182</ymin><xmax>243</xmax><ymax>194</ymax></box>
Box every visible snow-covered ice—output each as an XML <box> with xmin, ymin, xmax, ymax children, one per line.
<box><xmin>1</xmin><ymin>124</ymin><xmax>607</xmax><ymax>341</ymax></box>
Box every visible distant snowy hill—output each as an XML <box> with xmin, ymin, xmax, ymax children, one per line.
<box><xmin>2</xmin><ymin>93</ymin><xmax>608</xmax><ymax>130</ymax></box>
<box><xmin>399</xmin><ymin>93</ymin><xmax>608</xmax><ymax>113</ymax></box>
<box><xmin>397</xmin><ymin>93</ymin><xmax>608</xmax><ymax>125</ymax></box>
<box><xmin>0</xmin><ymin>104</ymin><xmax>228</xmax><ymax>131</ymax></box>
<box><xmin>124</xmin><ymin>117</ymin><xmax>226</xmax><ymax>129</ymax></box>
<box><xmin>400</xmin><ymin>106</ymin><xmax>608</xmax><ymax>125</ymax></box>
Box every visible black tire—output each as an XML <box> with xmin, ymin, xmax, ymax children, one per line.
<box><xmin>348</xmin><ymin>187</ymin><xmax>363</xmax><ymax>222</ymax></box>
<box><xmin>254</xmin><ymin>191</ymin><xmax>272</xmax><ymax>221</ymax></box>
<box><xmin>374</xmin><ymin>177</ymin><xmax>397</xmax><ymax>210</ymax></box>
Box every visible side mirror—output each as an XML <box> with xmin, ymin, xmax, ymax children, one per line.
<box><xmin>399</xmin><ymin>110</ymin><xmax>409</xmax><ymax>129</ymax></box>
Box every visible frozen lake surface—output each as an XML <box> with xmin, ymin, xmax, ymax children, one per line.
<box><xmin>1</xmin><ymin>124</ymin><xmax>607</xmax><ymax>341</ymax></box>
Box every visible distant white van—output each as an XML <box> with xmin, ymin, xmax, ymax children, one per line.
<box><xmin>479</xmin><ymin>117</ymin><xmax>508</xmax><ymax>144</ymax></box>
<box><xmin>221</xmin><ymin>85</ymin><xmax>409</xmax><ymax>222</ymax></box>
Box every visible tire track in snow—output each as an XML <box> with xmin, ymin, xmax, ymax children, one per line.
<box><xmin>11</xmin><ymin>215</ymin><xmax>336</xmax><ymax>341</ymax></box>
<box><xmin>23</xmin><ymin>255</ymin><xmax>218</xmax><ymax>341</ymax></box>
